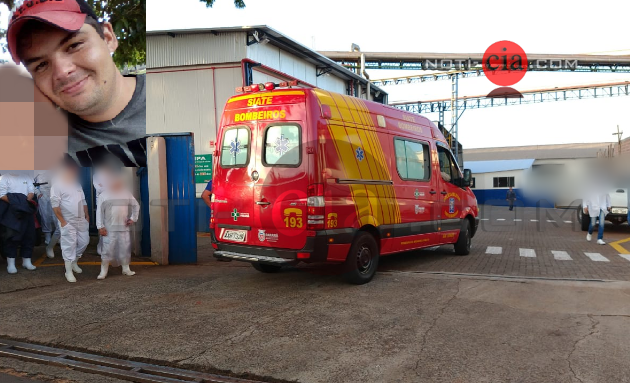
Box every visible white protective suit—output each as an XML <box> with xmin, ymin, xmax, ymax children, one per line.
<box><xmin>96</xmin><ymin>189</ymin><xmax>140</xmax><ymax>267</ymax></box>
<box><xmin>50</xmin><ymin>177</ymin><xmax>89</xmax><ymax>263</ymax></box>
<box><xmin>93</xmin><ymin>168</ymin><xmax>114</xmax><ymax>256</ymax></box>
<box><xmin>34</xmin><ymin>171</ymin><xmax>57</xmax><ymax>236</ymax></box>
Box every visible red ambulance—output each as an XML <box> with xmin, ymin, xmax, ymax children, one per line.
<box><xmin>211</xmin><ymin>82</ymin><xmax>479</xmax><ymax>284</ymax></box>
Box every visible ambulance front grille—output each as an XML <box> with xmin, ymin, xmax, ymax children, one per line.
<box><xmin>214</xmin><ymin>251</ymin><xmax>293</xmax><ymax>264</ymax></box>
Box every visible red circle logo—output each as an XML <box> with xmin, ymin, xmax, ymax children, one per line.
<box><xmin>482</xmin><ymin>41</ymin><xmax>528</xmax><ymax>87</ymax></box>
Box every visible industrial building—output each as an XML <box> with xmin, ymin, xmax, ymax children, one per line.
<box><xmin>464</xmin><ymin>142</ymin><xmax>620</xmax><ymax>207</ymax></box>
<box><xmin>146</xmin><ymin>25</ymin><xmax>386</xmax><ymax>233</ymax></box>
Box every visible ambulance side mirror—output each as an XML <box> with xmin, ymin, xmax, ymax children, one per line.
<box><xmin>462</xmin><ymin>169</ymin><xmax>472</xmax><ymax>187</ymax></box>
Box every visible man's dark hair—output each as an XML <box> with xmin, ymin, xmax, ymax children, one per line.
<box><xmin>16</xmin><ymin>16</ymin><xmax>106</xmax><ymax>62</ymax></box>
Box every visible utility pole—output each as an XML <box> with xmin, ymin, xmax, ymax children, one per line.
<box><xmin>612</xmin><ymin>125</ymin><xmax>623</xmax><ymax>156</ymax></box>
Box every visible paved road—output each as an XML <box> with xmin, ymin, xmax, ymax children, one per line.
<box><xmin>0</xmin><ymin>372</ymin><xmax>43</xmax><ymax>382</ymax></box>
<box><xmin>381</xmin><ymin>206</ymin><xmax>630</xmax><ymax>281</ymax></box>
<box><xmin>0</xmin><ymin>206</ymin><xmax>629</xmax><ymax>383</ymax></box>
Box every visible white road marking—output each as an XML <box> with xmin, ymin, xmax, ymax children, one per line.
<box><xmin>552</xmin><ymin>251</ymin><xmax>572</xmax><ymax>261</ymax></box>
<box><xmin>486</xmin><ymin>246</ymin><xmax>503</xmax><ymax>254</ymax></box>
<box><xmin>564</xmin><ymin>221</ymin><xmax>572</xmax><ymax>223</ymax></box>
<box><xmin>480</xmin><ymin>218</ymin><xmax>489</xmax><ymax>221</ymax></box>
<box><xmin>583</xmin><ymin>252</ymin><xmax>609</xmax><ymax>262</ymax></box>
<box><xmin>530</xmin><ymin>219</ymin><xmax>539</xmax><ymax>222</ymax></box>
<box><xmin>619</xmin><ymin>254</ymin><xmax>630</xmax><ymax>262</ymax></box>
<box><xmin>519</xmin><ymin>248</ymin><xmax>536</xmax><ymax>258</ymax></box>
<box><xmin>547</xmin><ymin>220</ymin><xmax>556</xmax><ymax>223</ymax></box>
<box><xmin>514</xmin><ymin>219</ymin><xmax>522</xmax><ymax>222</ymax></box>
<box><xmin>497</xmin><ymin>218</ymin><xmax>506</xmax><ymax>221</ymax></box>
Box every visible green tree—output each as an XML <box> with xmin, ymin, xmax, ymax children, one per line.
<box><xmin>0</xmin><ymin>0</ymin><xmax>145</xmax><ymax>68</ymax></box>
<box><xmin>87</xmin><ymin>0</ymin><xmax>146</xmax><ymax>68</ymax></box>
<box><xmin>200</xmin><ymin>0</ymin><xmax>246</xmax><ymax>8</ymax></box>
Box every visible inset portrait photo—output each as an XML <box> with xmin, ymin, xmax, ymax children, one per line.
<box><xmin>2</xmin><ymin>0</ymin><xmax>146</xmax><ymax>168</ymax></box>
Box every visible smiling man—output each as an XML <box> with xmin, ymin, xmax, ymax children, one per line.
<box><xmin>6</xmin><ymin>0</ymin><xmax>146</xmax><ymax>167</ymax></box>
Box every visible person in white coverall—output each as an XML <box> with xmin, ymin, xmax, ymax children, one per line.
<box><xmin>34</xmin><ymin>171</ymin><xmax>60</xmax><ymax>252</ymax></box>
<box><xmin>50</xmin><ymin>165</ymin><xmax>90</xmax><ymax>283</ymax></box>
<box><xmin>93</xmin><ymin>165</ymin><xmax>115</xmax><ymax>257</ymax></box>
<box><xmin>96</xmin><ymin>175</ymin><xmax>140</xmax><ymax>279</ymax></box>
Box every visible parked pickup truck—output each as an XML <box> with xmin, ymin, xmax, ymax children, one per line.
<box><xmin>577</xmin><ymin>188</ymin><xmax>629</xmax><ymax>231</ymax></box>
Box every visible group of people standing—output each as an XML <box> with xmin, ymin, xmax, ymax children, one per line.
<box><xmin>0</xmin><ymin>161</ymin><xmax>140</xmax><ymax>282</ymax></box>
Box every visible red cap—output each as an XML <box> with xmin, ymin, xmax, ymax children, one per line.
<box><xmin>7</xmin><ymin>0</ymin><xmax>97</xmax><ymax>64</ymax></box>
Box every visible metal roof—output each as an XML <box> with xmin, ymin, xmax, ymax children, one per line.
<box><xmin>463</xmin><ymin>142</ymin><xmax>614</xmax><ymax>161</ymax></box>
<box><xmin>464</xmin><ymin>159</ymin><xmax>536</xmax><ymax>174</ymax></box>
<box><xmin>147</xmin><ymin>26</ymin><xmax>386</xmax><ymax>98</ymax></box>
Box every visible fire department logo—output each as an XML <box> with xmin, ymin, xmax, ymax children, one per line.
<box><xmin>258</xmin><ymin>230</ymin><xmax>266</xmax><ymax>242</ymax></box>
<box><xmin>443</xmin><ymin>192</ymin><xmax>461</xmax><ymax>219</ymax></box>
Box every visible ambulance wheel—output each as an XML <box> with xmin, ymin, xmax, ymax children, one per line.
<box><xmin>343</xmin><ymin>232</ymin><xmax>379</xmax><ymax>285</ymax></box>
<box><xmin>454</xmin><ymin>220</ymin><xmax>471</xmax><ymax>256</ymax></box>
<box><xmin>252</xmin><ymin>263</ymin><xmax>282</xmax><ymax>273</ymax></box>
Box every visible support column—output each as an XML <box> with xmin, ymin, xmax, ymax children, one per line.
<box><xmin>147</xmin><ymin>136</ymin><xmax>169</xmax><ymax>265</ymax></box>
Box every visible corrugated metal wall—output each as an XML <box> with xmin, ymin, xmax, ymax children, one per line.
<box><xmin>248</xmin><ymin>43</ymin><xmax>346</xmax><ymax>94</ymax></box>
<box><xmin>148</xmin><ymin>32</ymin><xmax>247</xmax><ymax>68</ymax></box>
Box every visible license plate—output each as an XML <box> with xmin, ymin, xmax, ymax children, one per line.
<box><xmin>222</xmin><ymin>230</ymin><xmax>247</xmax><ymax>242</ymax></box>
<box><xmin>612</xmin><ymin>208</ymin><xmax>628</xmax><ymax>214</ymax></box>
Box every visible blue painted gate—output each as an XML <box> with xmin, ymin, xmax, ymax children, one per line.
<box><xmin>163</xmin><ymin>133</ymin><xmax>197</xmax><ymax>264</ymax></box>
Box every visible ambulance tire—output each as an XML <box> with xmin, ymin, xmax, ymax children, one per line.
<box><xmin>454</xmin><ymin>220</ymin><xmax>471</xmax><ymax>256</ymax></box>
<box><xmin>343</xmin><ymin>232</ymin><xmax>379</xmax><ymax>285</ymax></box>
<box><xmin>252</xmin><ymin>263</ymin><xmax>283</xmax><ymax>273</ymax></box>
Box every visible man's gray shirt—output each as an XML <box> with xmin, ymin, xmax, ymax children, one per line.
<box><xmin>68</xmin><ymin>74</ymin><xmax>146</xmax><ymax>167</ymax></box>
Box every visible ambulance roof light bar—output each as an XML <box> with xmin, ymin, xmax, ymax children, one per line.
<box><xmin>236</xmin><ymin>80</ymin><xmax>299</xmax><ymax>93</ymax></box>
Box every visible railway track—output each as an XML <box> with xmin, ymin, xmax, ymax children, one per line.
<box><xmin>0</xmin><ymin>338</ymin><xmax>266</xmax><ymax>383</ymax></box>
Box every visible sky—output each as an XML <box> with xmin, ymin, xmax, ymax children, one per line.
<box><xmin>1</xmin><ymin>1</ymin><xmax>628</xmax><ymax>150</ymax></box>
<box><xmin>146</xmin><ymin>0</ymin><xmax>630</xmax><ymax>149</ymax></box>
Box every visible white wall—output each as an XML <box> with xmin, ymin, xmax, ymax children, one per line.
<box><xmin>472</xmin><ymin>170</ymin><xmax>524</xmax><ymax>190</ymax></box>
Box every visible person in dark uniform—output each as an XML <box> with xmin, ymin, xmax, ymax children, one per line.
<box><xmin>201</xmin><ymin>180</ymin><xmax>212</xmax><ymax>209</ymax></box>
<box><xmin>506</xmin><ymin>186</ymin><xmax>516</xmax><ymax>211</ymax></box>
<box><xmin>0</xmin><ymin>172</ymin><xmax>37</xmax><ymax>274</ymax></box>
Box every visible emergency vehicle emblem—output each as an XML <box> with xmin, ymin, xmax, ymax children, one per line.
<box><xmin>414</xmin><ymin>189</ymin><xmax>420</xmax><ymax>199</ymax></box>
<box><xmin>230</xmin><ymin>139</ymin><xmax>242</xmax><ymax>156</ymax></box>
<box><xmin>258</xmin><ymin>230</ymin><xmax>265</xmax><ymax>242</ymax></box>
<box><xmin>415</xmin><ymin>205</ymin><xmax>425</xmax><ymax>214</ymax></box>
<box><xmin>231</xmin><ymin>208</ymin><xmax>240</xmax><ymax>221</ymax></box>
<box><xmin>274</xmin><ymin>134</ymin><xmax>290</xmax><ymax>156</ymax></box>
<box><xmin>449</xmin><ymin>198</ymin><xmax>455</xmax><ymax>214</ymax></box>
<box><xmin>355</xmin><ymin>147</ymin><xmax>364</xmax><ymax>161</ymax></box>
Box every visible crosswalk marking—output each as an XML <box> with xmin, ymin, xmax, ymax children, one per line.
<box><xmin>497</xmin><ymin>218</ymin><xmax>506</xmax><ymax>221</ymax></box>
<box><xmin>618</xmin><ymin>254</ymin><xmax>630</xmax><ymax>262</ymax></box>
<box><xmin>552</xmin><ymin>251</ymin><xmax>572</xmax><ymax>261</ymax></box>
<box><xmin>564</xmin><ymin>221</ymin><xmax>572</xmax><ymax>223</ymax></box>
<box><xmin>547</xmin><ymin>220</ymin><xmax>556</xmax><ymax>223</ymax></box>
<box><xmin>530</xmin><ymin>219</ymin><xmax>539</xmax><ymax>222</ymax></box>
<box><xmin>583</xmin><ymin>252</ymin><xmax>609</xmax><ymax>262</ymax></box>
<box><xmin>486</xmin><ymin>246</ymin><xmax>502</xmax><ymax>254</ymax></box>
<box><xmin>514</xmin><ymin>219</ymin><xmax>522</xmax><ymax>222</ymax></box>
<box><xmin>480</xmin><ymin>218</ymin><xmax>489</xmax><ymax>221</ymax></box>
<box><xmin>519</xmin><ymin>248</ymin><xmax>536</xmax><ymax>258</ymax></box>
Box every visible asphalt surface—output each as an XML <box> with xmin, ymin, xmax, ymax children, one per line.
<box><xmin>0</xmin><ymin>206</ymin><xmax>628</xmax><ymax>383</ymax></box>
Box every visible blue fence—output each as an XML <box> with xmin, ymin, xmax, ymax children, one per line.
<box><xmin>472</xmin><ymin>188</ymin><xmax>554</xmax><ymax>208</ymax></box>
